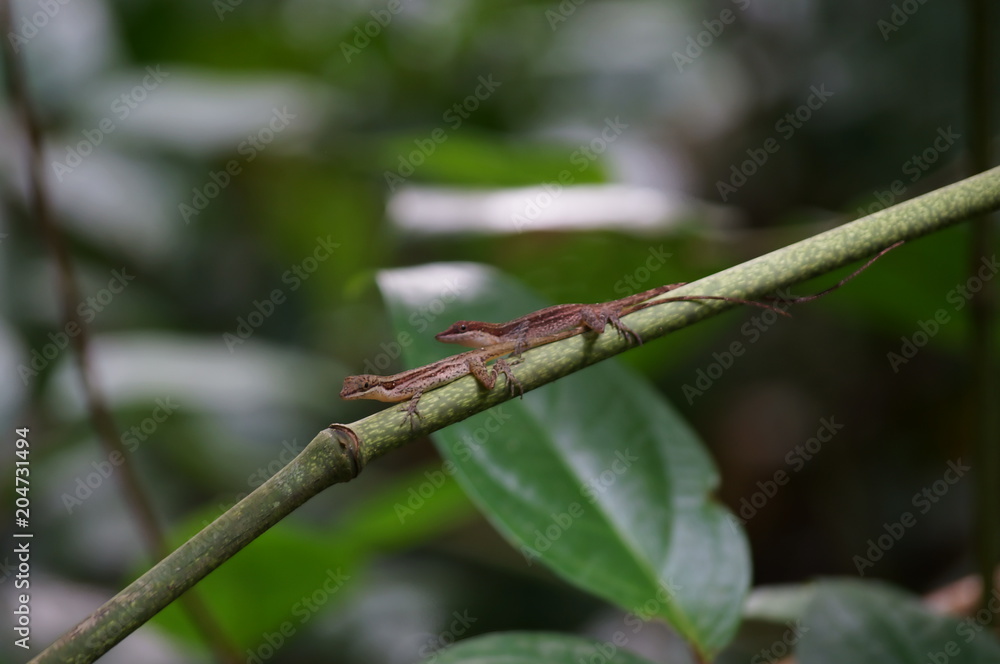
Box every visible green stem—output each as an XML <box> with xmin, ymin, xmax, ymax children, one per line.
<box><xmin>30</xmin><ymin>427</ymin><xmax>360</xmax><ymax>664</ymax></box>
<box><xmin>32</xmin><ymin>166</ymin><xmax>1000</xmax><ymax>663</ymax></box>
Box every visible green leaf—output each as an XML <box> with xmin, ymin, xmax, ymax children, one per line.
<box><xmin>377</xmin><ymin>263</ymin><xmax>750</xmax><ymax>658</ymax></box>
<box><xmin>419</xmin><ymin>631</ymin><xmax>658</xmax><ymax>664</ymax></box>
<box><xmin>379</xmin><ymin>132</ymin><xmax>608</xmax><ymax>187</ymax></box>
<box><xmin>797</xmin><ymin>579</ymin><xmax>1000</xmax><ymax>664</ymax></box>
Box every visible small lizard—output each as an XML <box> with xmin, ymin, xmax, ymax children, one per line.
<box><xmin>342</xmin><ymin>285</ymin><xmax>786</xmax><ymax>426</ymax></box>
<box><xmin>434</xmin><ymin>242</ymin><xmax>905</xmax><ymax>352</ymax></box>
<box><xmin>435</xmin><ymin>283</ymin><xmax>784</xmax><ymax>352</ymax></box>
<box><xmin>344</xmin><ymin>243</ymin><xmax>903</xmax><ymax>426</ymax></box>
<box><xmin>340</xmin><ymin>329</ymin><xmax>577</xmax><ymax>427</ymax></box>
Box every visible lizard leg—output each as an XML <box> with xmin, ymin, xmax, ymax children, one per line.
<box><xmin>607</xmin><ymin>313</ymin><xmax>642</xmax><ymax>345</ymax></box>
<box><xmin>579</xmin><ymin>307</ymin><xmax>643</xmax><ymax>345</ymax></box>
<box><xmin>511</xmin><ymin>321</ymin><xmax>531</xmax><ymax>357</ymax></box>
<box><xmin>469</xmin><ymin>356</ymin><xmax>523</xmax><ymax>398</ymax></box>
<box><xmin>401</xmin><ymin>390</ymin><xmax>425</xmax><ymax>430</ymax></box>
<box><xmin>493</xmin><ymin>358</ymin><xmax>524</xmax><ymax>398</ymax></box>
<box><xmin>467</xmin><ymin>357</ymin><xmax>499</xmax><ymax>390</ymax></box>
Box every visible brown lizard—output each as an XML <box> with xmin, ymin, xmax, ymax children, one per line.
<box><xmin>435</xmin><ymin>283</ymin><xmax>785</xmax><ymax>352</ymax></box>
<box><xmin>344</xmin><ymin>242</ymin><xmax>902</xmax><ymax>426</ymax></box>
<box><xmin>340</xmin><ymin>329</ymin><xmax>577</xmax><ymax>426</ymax></box>
<box><xmin>434</xmin><ymin>242</ymin><xmax>904</xmax><ymax>351</ymax></box>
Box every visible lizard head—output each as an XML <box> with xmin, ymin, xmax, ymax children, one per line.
<box><xmin>340</xmin><ymin>374</ymin><xmax>382</xmax><ymax>400</ymax></box>
<box><xmin>435</xmin><ymin>321</ymin><xmax>496</xmax><ymax>348</ymax></box>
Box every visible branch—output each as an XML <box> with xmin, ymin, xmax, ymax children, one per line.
<box><xmin>30</xmin><ymin>427</ymin><xmax>361</xmax><ymax>664</ymax></box>
<box><xmin>31</xmin><ymin>165</ymin><xmax>1000</xmax><ymax>663</ymax></box>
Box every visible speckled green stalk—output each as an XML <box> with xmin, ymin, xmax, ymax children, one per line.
<box><xmin>31</xmin><ymin>166</ymin><xmax>1000</xmax><ymax>664</ymax></box>
<box><xmin>29</xmin><ymin>427</ymin><xmax>359</xmax><ymax>664</ymax></box>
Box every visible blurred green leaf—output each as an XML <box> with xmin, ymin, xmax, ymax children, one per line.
<box><xmin>420</xmin><ymin>631</ymin><xmax>658</xmax><ymax>664</ymax></box>
<box><xmin>377</xmin><ymin>263</ymin><xmax>750</xmax><ymax>657</ymax></box>
<box><xmin>797</xmin><ymin>579</ymin><xmax>1000</xmax><ymax>664</ymax></box>
<box><xmin>379</xmin><ymin>131</ymin><xmax>607</xmax><ymax>187</ymax></box>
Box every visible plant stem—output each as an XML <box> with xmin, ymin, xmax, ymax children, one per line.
<box><xmin>30</xmin><ymin>427</ymin><xmax>360</xmax><ymax>664</ymax></box>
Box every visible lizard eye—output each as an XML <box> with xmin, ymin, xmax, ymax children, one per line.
<box><xmin>459</xmin><ymin>323</ymin><xmax>468</xmax><ymax>332</ymax></box>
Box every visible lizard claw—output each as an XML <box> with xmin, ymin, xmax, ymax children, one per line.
<box><xmin>494</xmin><ymin>358</ymin><xmax>524</xmax><ymax>399</ymax></box>
<box><xmin>400</xmin><ymin>392</ymin><xmax>424</xmax><ymax>429</ymax></box>
<box><xmin>613</xmin><ymin>320</ymin><xmax>643</xmax><ymax>346</ymax></box>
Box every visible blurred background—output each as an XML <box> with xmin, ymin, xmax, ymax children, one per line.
<box><xmin>0</xmin><ymin>0</ymin><xmax>997</xmax><ymax>662</ymax></box>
